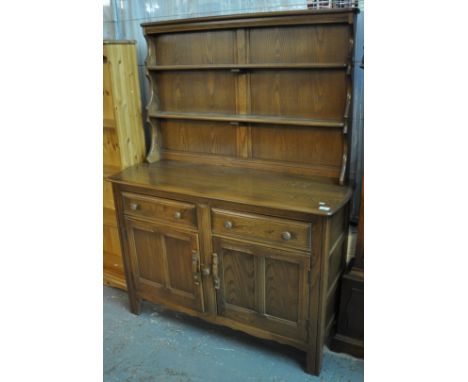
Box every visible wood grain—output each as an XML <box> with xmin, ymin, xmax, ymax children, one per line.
<box><xmin>154</xmin><ymin>71</ymin><xmax>237</xmax><ymax>114</ymax></box>
<box><xmin>213</xmin><ymin>237</ymin><xmax>309</xmax><ymax>339</ymax></box>
<box><xmin>142</xmin><ymin>10</ymin><xmax>353</xmax><ymax>34</ymax></box>
<box><xmin>221</xmin><ymin>247</ymin><xmax>256</xmax><ymax>310</ymax></box>
<box><xmin>109</xmin><ymin>161</ymin><xmax>352</xmax><ymax>216</ymax></box>
<box><xmin>111</xmin><ymin>10</ymin><xmax>357</xmax><ymax>376</ymax></box>
<box><xmin>155</xmin><ymin>30</ymin><xmax>235</xmax><ymax>65</ymax></box>
<box><xmin>251</xmin><ymin>124</ymin><xmax>343</xmax><ymax>167</ymax></box>
<box><xmin>250</xmin><ymin>70</ymin><xmax>346</xmax><ymax>120</ymax></box>
<box><xmin>212</xmin><ymin>208</ymin><xmax>311</xmax><ymax>251</ymax></box>
<box><xmin>103</xmin><ymin>42</ymin><xmax>146</xmax><ymax>289</ymax></box>
<box><xmin>132</xmin><ymin>225</ymin><xmax>166</xmax><ymax>285</ymax></box>
<box><xmin>160</xmin><ymin>119</ymin><xmax>237</xmax><ymax>156</ymax></box>
<box><xmin>125</xmin><ymin>217</ymin><xmax>204</xmax><ymax>312</ymax></box>
<box><xmin>249</xmin><ymin>24</ymin><xmax>350</xmax><ymax>64</ymax></box>
<box><xmin>122</xmin><ymin>192</ymin><xmax>197</xmax><ymax>228</ymax></box>
<box><xmin>150</xmin><ymin>111</ymin><xmax>344</xmax><ymax>128</ymax></box>
<box><xmin>265</xmin><ymin>258</ymin><xmax>300</xmax><ymax>321</ymax></box>
<box><xmin>148</xmin><ymin>63</ymin><xmax>347</xmax><ymax>70</ymax></box>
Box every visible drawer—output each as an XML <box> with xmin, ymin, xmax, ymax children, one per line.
<box><xmin>122</xmin><ymin>193</ymin><xmax>197</xmax><ymax>228</ymax></box>
<box><xmin>212</xmin><ymin>209</ymin><xmax>311</xmax><ymax>251</ymax></box>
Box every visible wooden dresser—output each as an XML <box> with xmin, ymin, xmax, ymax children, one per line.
<box><xmin>109</xmin><ymin>9</ymin><xmax>356</xmax><ymax>375</ymax></box>
<box><xmin>103</xmin><ymin>41</ymin><xmax>146</xmax><ymax>289</ymax></box>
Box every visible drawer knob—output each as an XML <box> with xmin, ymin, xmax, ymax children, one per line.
<box><xmin>174</xmin><ymin>211</ymin><xmax>182</xmax><ymax>219</ymax></box>
<box><xmin>282</xmin><ymin>231</ymin><xmax>292</xmax><ymax>241</ymax></box>
<box><xmin>224</xmin><ymin>220</ymin><xmax>233</xmax><ymax>229</ymax></box>
<box><xmin>129</xmin><ymin>202</ymin><xmax>139</xmax><ymax>211</ymax></box>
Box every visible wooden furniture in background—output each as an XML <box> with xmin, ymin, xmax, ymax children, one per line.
<box><xmin>103</xmin><ymin>41</ymin><xmax>146</xmax><ymax>289</ymax></box>
<box><xmin>331</xmin><ymin>176</ymin><xmax>364</xmax><ymax>357</ymax></box>
<box><xmin>109</xmin><ymin>9</ymin><xmax>357</xmax><ymax>375</ymax></box>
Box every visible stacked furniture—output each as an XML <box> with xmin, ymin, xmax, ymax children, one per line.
<box><xmin>332</xmin><ymin>177</ymin><xmax>364</xmax><ymax>357</ymax></box>
<box><xmin>109</xmin><ymin>9</ymin><xmax>357</xmax><ymax>375</ymax></box>
<box><xmin>103</xmin><ymin>41</ymin><xmax>146</xmax><ymax>289</ymax></box>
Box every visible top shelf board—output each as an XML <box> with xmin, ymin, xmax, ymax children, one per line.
<box><xmin>141</xmin><ymin>9</ymin><xmax>357</xmax><ymax>34</ymax></box>
<box><xmin>147</xmin><ymin>63</ymin><xmax>348</xmax><ymax>71</ymax></box>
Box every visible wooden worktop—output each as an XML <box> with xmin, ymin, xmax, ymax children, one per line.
<box><xmin>108</xmin><ymin>160</ymin><xmax>352</xmax><ymax>216</ymax></box>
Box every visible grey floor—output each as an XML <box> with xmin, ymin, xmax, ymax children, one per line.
<box><xmin>104</xmin><ymin>286</ymin><xmax>363</xmax><ymax>382</ymax></box>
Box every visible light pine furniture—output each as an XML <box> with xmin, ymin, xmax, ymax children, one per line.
<box><xmin>103</xmin><ymin>41</ymin><xmax>146</xmax><ymax>289</ymax></box>
<box><xmin>109</xmin><ymin>9</ymin><xmax>356</xmax><ymax>375</ymax></box>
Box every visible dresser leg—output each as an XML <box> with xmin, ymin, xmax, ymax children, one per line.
<box><xmin>129</xmin><ymin>296</ymin><xmax>141</xmax><ymax>315</ymax></box>
<box><xmin>306</xmin><ymin>348</ymin><xmax>322</xmax><ymax>376</ymax></box>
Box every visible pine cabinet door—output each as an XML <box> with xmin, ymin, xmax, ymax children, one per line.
<box><xmin>213</xmin><ymin>238</ymin><xmax>310</xmax><ymax>340</ymax></box>
<box><xmin>125</xmin><ymin>217</ymin><xmax>204</xmax><ymax>312</ymax></box>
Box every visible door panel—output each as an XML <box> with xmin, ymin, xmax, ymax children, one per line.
<box><xmin>165</xmin><ymin>234</ymin><xmax>196</xmax><ymax>294</ymax></box>
<box><xmin>213</xmin><ymin>238</ymin><xmax>309</xmax><ymax>340</ymax></box>
<box><xmin>133</xmin><ymin>227</ymin><xmax>166</xmax><ymax>285</ymax></box>
<box><xmin>265</xmin><ymin>258</ymin><xmax>300</xmax><ymax>322</ymax></box>
<box><xmin>222</xmin><ymin>247</ymin><xmax>256</xmax><ymax>311</ymax></box>
<box><xmin>125</xmin><ymin>217</ymin><xmax>204</xmax><ymax>312</ymax></box>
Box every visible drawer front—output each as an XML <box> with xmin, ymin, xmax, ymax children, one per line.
<box><xmin>122</xmin><ymin>192</ymin><xmax>197</xmax><ymax>228</ymax></box>
<box><xmin>212</xmin><ymin>209</ymin><xmax>311</xmax><ymax>251</ymax></box>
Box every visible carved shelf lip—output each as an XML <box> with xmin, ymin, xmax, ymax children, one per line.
<box><xmin>149</xmin><ymin>111</ymin><xmax>344</xmax><ymax>128</ymax></box>
<box><xmin>147</xmin><ymin>63</ymin><xmax>347</xmax><ymax>71</ymax></box>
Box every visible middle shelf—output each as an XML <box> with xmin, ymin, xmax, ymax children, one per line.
<box><xmin>149</xmin><ymin>111</ymin><xmax>344</xmax><ymax>128</ymax></box>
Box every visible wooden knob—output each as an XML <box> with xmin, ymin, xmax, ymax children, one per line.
<box><xmin>174</xmin><ymin>211</ymin><xmax>182</xmax><ymax>219</ymax></box>
<box><xmin>201</xmin><ymin>267</ymin><xmax>211</xmax><ymax>277</ymax></box>
<box><xmin>130</xmin><ymin>202</ymin><xmax>139</xmax><ymax>211</ymax></box>
<box><xmin>282</xmin><ymin>231</ymin><xmax>292</xmax><ymax>241</ymax></box>
<box><xmin>224</xmin><ymin>220</ymin><xmax>233</xmax><ymax>229</ymax></box>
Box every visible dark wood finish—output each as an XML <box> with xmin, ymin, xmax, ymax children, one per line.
<box><xmin>249</xmin><ymin>24</ymin><xmax>350</xmax><ymax>63</ymax></box>
<box><xmin>160</xmin><ymin>120</ymin><xmax>238</xmax><ymax>156</ymax></box>
<box><xmin>355</xmin><ymin>178</ymin><xmax>364</xmax><ymax>270</ymax></box>
<box><xmin>212</xmin><ymin>208</ymin><xmax>311</xmax><ymax>251</ymax></box>
<box><xmin>144</xmin><ymin>9</ymin><xmax>355</xmax><ymax>185</ymax></box>
<box><xmin>110</xmin><ymin>161</ymin><xmax>352</xmax><ymax>217</ymax></box>
<box><xmin>152</xmin><ymin>71</ymin><xmax>237</xmax><ymax>114</ymax></box>
<box><xmin>148</xmin><ymin>63</ymin><xmax>347</xmax><ymax>70</ymax></box>
<box><xmin>109</xmin><ymin>9</ymin><xmax>357</xmax><ymax>376</ymax></box>
<box><xmin>251</xmin><ymin>125</ymin><xmax>343</xmax><ymax>167</ymax></box>
<box><xmin>331</xmin><ymin>269</ymin><xmax>364</xmax><ymax>358</ymax></box>
<box><xmin>122</xmin><ymin>192</ymin><xmax>197</xmax><ymax>228</ymax></box>
<box><xmin>331</xmin><ymin>177</ymin><xmax>364</xmax><ymax>358</ymax></box>
<box><xmin>213</xmin><ymin>237</ymin><xmax>309</xmax><ymax>341</ymax></box>
<box><xmin>124</xmin><ymin>217</ymin><xmax>204</xmax><ymax>312</ymax></box>
<box><xmin>150</xmin><ymin>111</ymin><xmax>344</xmax><ymax>128</ymax></box>
<box><xmin>110</xmin><ymin>165</ymin><xmax>351</xmax><ymax>374</ymax></box>
<box><xmin>250</xmin><ymin>70</ymin><xmax>346</xmax><ymax>120</ymax></box>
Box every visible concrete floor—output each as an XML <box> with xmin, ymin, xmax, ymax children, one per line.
<box><xmin>104</xmin><ymin>286</ymin><xmax>363</xmax><ymax>382</ymax></box>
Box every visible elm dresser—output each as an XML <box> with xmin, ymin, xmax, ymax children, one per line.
<box><xmin>109</xmin><ymin>9</ymin><xmax>356</xmax><ymax>375</ymax></box>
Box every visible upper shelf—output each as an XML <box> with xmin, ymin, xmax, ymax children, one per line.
<box><xmin>149</xmin><ymin>111</ymin><xmax>344</xmax><ymax>128</ymax></box>
<box><xmin>147</xmin><ymin>63</ymin><xmax>348</xmax><ymax>71</ymax></box>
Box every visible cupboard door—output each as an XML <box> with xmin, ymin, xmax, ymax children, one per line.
<box><xmin>213</xmin><ymin>238</ymin><xmax>310</xmax><ymax>341</ymax></box>
<box><xmin>125</xmin><ymin>217</ymin><xmax>204</xmax><ymax>312</ymax></box>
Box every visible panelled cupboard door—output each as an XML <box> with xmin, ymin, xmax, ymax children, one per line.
<box><xmin>124</xmin><ymin>217</ymin><xmax>204</xmax><ymax>312</ymax></box>
<box><xmin>213</xmin><ymin>238</ymin><xmax>310</xmax><ymax>341</ymax></box>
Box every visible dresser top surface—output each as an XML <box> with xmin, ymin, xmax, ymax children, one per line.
<box><xmin>109</xmin><ymin>161</ymin><xmax>352</xmax><ymax>216</ymax></box>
